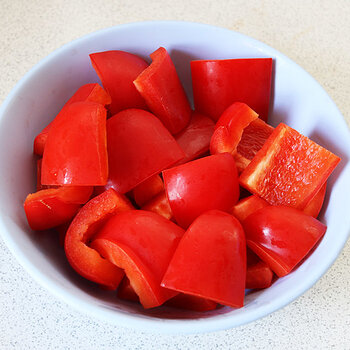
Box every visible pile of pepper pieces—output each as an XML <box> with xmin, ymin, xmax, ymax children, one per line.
<box><xmin>24</xmin><ymin>47</ymin><xmax>340</xmax><ymax>311</ymax></box>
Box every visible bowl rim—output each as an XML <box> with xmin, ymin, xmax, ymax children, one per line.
<box><xmin>0</xmin><ymin>20</ymin><xmax>349</xmax><ymax>334</ymax></box>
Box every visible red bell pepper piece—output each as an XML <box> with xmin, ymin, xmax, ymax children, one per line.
<box><xmin>91</xmin><ymin>210</ymin><xmax>185</xmax><ymax>308</ymax></box>
<box><xmin>175</xmin><ymin>111</ymin><xmax>215</xmax><ymax>164</ymax></box>
<box><xmin>246</xmin><ymin>248</ymin><xmax>273</xmax><ymax>289</ymax></box>
<box><xmin>243</xmin><ymin>206</ymin><xmax>327</xmax><ymax>277</ymax></box>
<box><xmin>64</xmin><ymin>189</ymin><xmax>132</xmax><ymax>289</ymax></box>
<box><xmin>141</xmin><ymin>191</ymin><xmax>173</xmax><ymax>221</ymax></box>
<box><xmin>106</xmin><ymin>109</ymin><xmax>184</xmax><ymax>194</ymax></box>
<box><xmin>233</xmin><ymin>181</ymin><xmax>328</xmax><ymax>223</ymax></box>
<box><xmin>90</xmin><ymin>51</ymin><xmax>148</xmax><ymax>115</ymax></box>
<box><xmin>134</xmin><ymin>47</ymin><xmax>191</xmax><ymax>134</ymax></box>
<box><xmin>24</xmin><ymin>195</ymin><xmax>79</xmax><ymax>231</ymax></box>
<box><xmin>132</xmin><ymin>174</ymin><xmax>164</xmax><ymax>207</ymax></box>
<box><xmin>33</xmin><ymin>83</ymin><xmax>110</xmax><ymax>155</ymax></box>
<box><xmin>163</xmin><ymin>153</ymin><xmax>240</xmax><ymax>228</ymax></box>
<box><xmin>210</xmin><ymin>102</ymin><xmax>259</xmax><ymax>155</ymax></box>
<box><xmin>41</xmin><ymin>102</ymin><xmax>108</xmax><ymax>186</ymax></box>
<box><xmin>240</xmin><ymin>123</ymin><xmax>340</xmax><ymax>209</ymax></box>
<box><xmin>162</xmin><ymin>210</ymin><xmax>246</xmax><ymax>308</ymax></box>
<box><xmin>24</xmin><ymin>186</ymin><xmax>92</xmax><ymax>231</ymax></box>
<box><xmin>191</xmin><ymin>58</ymin><xmax>272</xmax><ymax>122</ymax></box>
<box><xmin>235</xmin><ymin>118</ymin><xmax>274</xmax><ymax>173</ymax></box>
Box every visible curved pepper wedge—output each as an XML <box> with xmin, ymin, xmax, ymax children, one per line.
<box><xmin>163</xmin><ymin>153</ymin><xmax>240</xmax><ymax>228</ymax></box>
<box><xmin>105</xmin><ymin>108</ymin><xmax>185</xmax><ymax>193</ymax></box>
<box><xmin>191</xmin><ymin>58</ymin><xmax>272</xmax><ymax>122</ymax></box>
<box><xmin>210</xmin><ymin>102</ymin><xmax>259</xmax><ymax>156</ymax></box>
<box><xmin>64</xmin><ymin>189</ymin><xmax>133</xmax><ymax>289</ymax></box>
<box><xmin>91</xmin><ymin>210</ymin><xmax>184</xmax><ymax>308</ymax></box>
<box><xmin>134</xmin><ymin>47</ymin><xmax>191</xmax><ymax>134</ymax></box>
<box><xmin>41</xmin><ymin>102</ymin><xmax>108</xmax><ymax>186</ymax></box>
<box><xmin>162</xmin><ymin>210</ymin><xmax>246</xmax><ymax>308</ymax></box>
<box><xmin>243</xmin><ymin>206</ymin><xmax>327</xmax><ymax>277</ymax></box>
<box><xmin>34</xmin><ymin>83</ymin><xmax>110</xmax><ymax>155</ymax></box>
<box><xmin>90</xmin><ymin>50</ymin><xmax>148</xmax><ymax>115</ymax></box>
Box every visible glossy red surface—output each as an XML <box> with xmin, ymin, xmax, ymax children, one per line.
<box><xmin>163</xmin><ymin>153</ymin><xmax>239</xmax><ymax>228</ymax></box>
<box><xmin>90</xmin><ymin>50</ymin><xmax>148</xmax><ymax>115</ymax></box>
<box><xmin>41</xmin><ymin>102</ymin><xmax>108</xmax><ymax>186</ymax></box>
<box><xmin>210</xmin><ymin>102</ymin><xmax>258</xmax><ymax>155</ymax></box>
<box><xmin>243</xmin><ymin>206</ymin><xmax>327</xmax><ymax>277</ymax></box>
<box><xmin>92</xmin><ymin>210</ymin><xmax>184</xmax><ymax>308</ymax></box>
<box><xmin>64</xmin><ymin>189</ymin><xmax>131</xmax><ymax>289</ymax></box>
<box><xmin>134</xmin><ymin>47</ymin><xmax>191</xmax><ymax>134</ymax></box>
<box><xmin>162</xmin><ymin>210</ymin><xmax>246</xmax><ymax>308</ymax></box>
<box><xmin>106</xmin><ymin>109</ymin><xmax>185</xmax><ymax>194</ymax></box>
<box><xmin>33</xmin><ymin>83</ymin><xmax>110</xmax><ymax>155</ymax></box>
<box><xmin>191</xmin><ymin>58</ymin><xmax>272</xmax><ymax>121</ymax></box>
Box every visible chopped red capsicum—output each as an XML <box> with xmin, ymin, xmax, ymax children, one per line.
<box><xmin>41</xmin><ymin>102</ymin><xmax>108</xmax><ymax>186</ymax></box>
<box><xmin>134</xmin><ymin>47</ymin><xmax>191</xmax><ymax>134</ymax></box>
<box><xmin>243</xmin><ymin>206</ymin><xmax>327</xmax><ymax>277</ymax></box>
<box><xmin>162</xmin><ymin>210</ymin><xmax>246</xmax><ymax>308</ymax></box>
<box><xmin>235</xmin><ymin>118</ymin><xmax>274</xmax><ymax>173</ymax></box>
<box><xmin>90</xmin><ymin>51</ymin><xmax>148</xmax><ymax>115</ymax></box>
<box><xmin>33</xmin><ymin>83</ymin><xmax>110</xmax><ymax>155</ymax></box>
<box><xmin>191</xmin><ymin>58</ymin><xmax>272</xmax><ymax>122</ymax></box>
<box><xmin>163</xmin><ymin>153</ymin><xmax>240</xmax><ymax>228</ymax></box>
<box><xmin>64</xmin><ymin>189</ymin><xmax>133</xmax><ymax>289</ymax></box>
<box><xmin>210</xmin><ymin>102</ymin><xmax>259</xmax><ymax>155</ymax></box>
<box><xmin>240</xmin><ymin>123</ymin><xmax>340</xmax><ymax>209</ymax></box>
<box><xmin>24</xmin><ymin>186</ymin><xmax>92</xmax><ymax>231</ymax></box>
<box><xmin>91</xmin><ymin>210</ymin><xmax>184</xmax><ymax>308</ymax></box>
<box><xmin>106</xmin><ymin>108</ymin><xmax>184</xmax><ymax>194</ymax></box>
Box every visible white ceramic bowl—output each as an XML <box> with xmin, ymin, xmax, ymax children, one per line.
<box><xmin>0</xmin><ymin>21</ymin><xmax>349</xmax><ymax>334</ymax></box>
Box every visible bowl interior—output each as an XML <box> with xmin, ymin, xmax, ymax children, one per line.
<box><xmin>0</xmin><ymin>22</ymin><xmax>349</xmax><ymax>333</ymax></box>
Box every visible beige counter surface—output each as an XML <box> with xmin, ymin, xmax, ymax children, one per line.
<box><xmin>0</xmin><ymin>1</ymin><xmax>349</xmax><ymax>349</ymax></box>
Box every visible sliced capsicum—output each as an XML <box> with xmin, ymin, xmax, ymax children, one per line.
<box><xmin>41</xmin><ymin>102</ymin><xmax>108</xmax><ymax>186</ymax></box>
<box><xmin>91</xmin><ymin>210</ymin><xmax>184</xmax><ymax>308</ymax></box>
<box><xmin>34</xmin><ymin>83</ymin><xmax>110</xmax><ymax>155</ymax></box>
<box><xmin>162</xmin><ymin>210</ymin><xmax>246</xmax><ymax>308</ymax></box>
<box><xmin>90</xmin><ymin>50</ymin><xmax>148</xmax><ymax>115</ymax></box>
<box><xmin>240</xmin><ymin>123</ymin><xmax>340</xmax><ymax>209</ymax></box>
<box><xmin>64</xmin><ymin>189</ymin><xmax>133</xmax><ymax>289</ymax></box>
<box><xmin>134</xmin><ymin>47</ymin><xmax>191</xmax><ymax>134</ymax></box>
<box><xmin>105</xmin><ymin>108</ymin><xmax>184</xmax><ymax>194</ymax></box>
<box><xmin>191</xmin><ymin>58</ymin><xmax>272</xmax><ymax>122</ymax></box>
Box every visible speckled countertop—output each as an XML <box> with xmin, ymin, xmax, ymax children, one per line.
<box><xmin>0</xmin><ymin>1</ymin><xmax>349</xmax><ymax>349</ymax></box>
